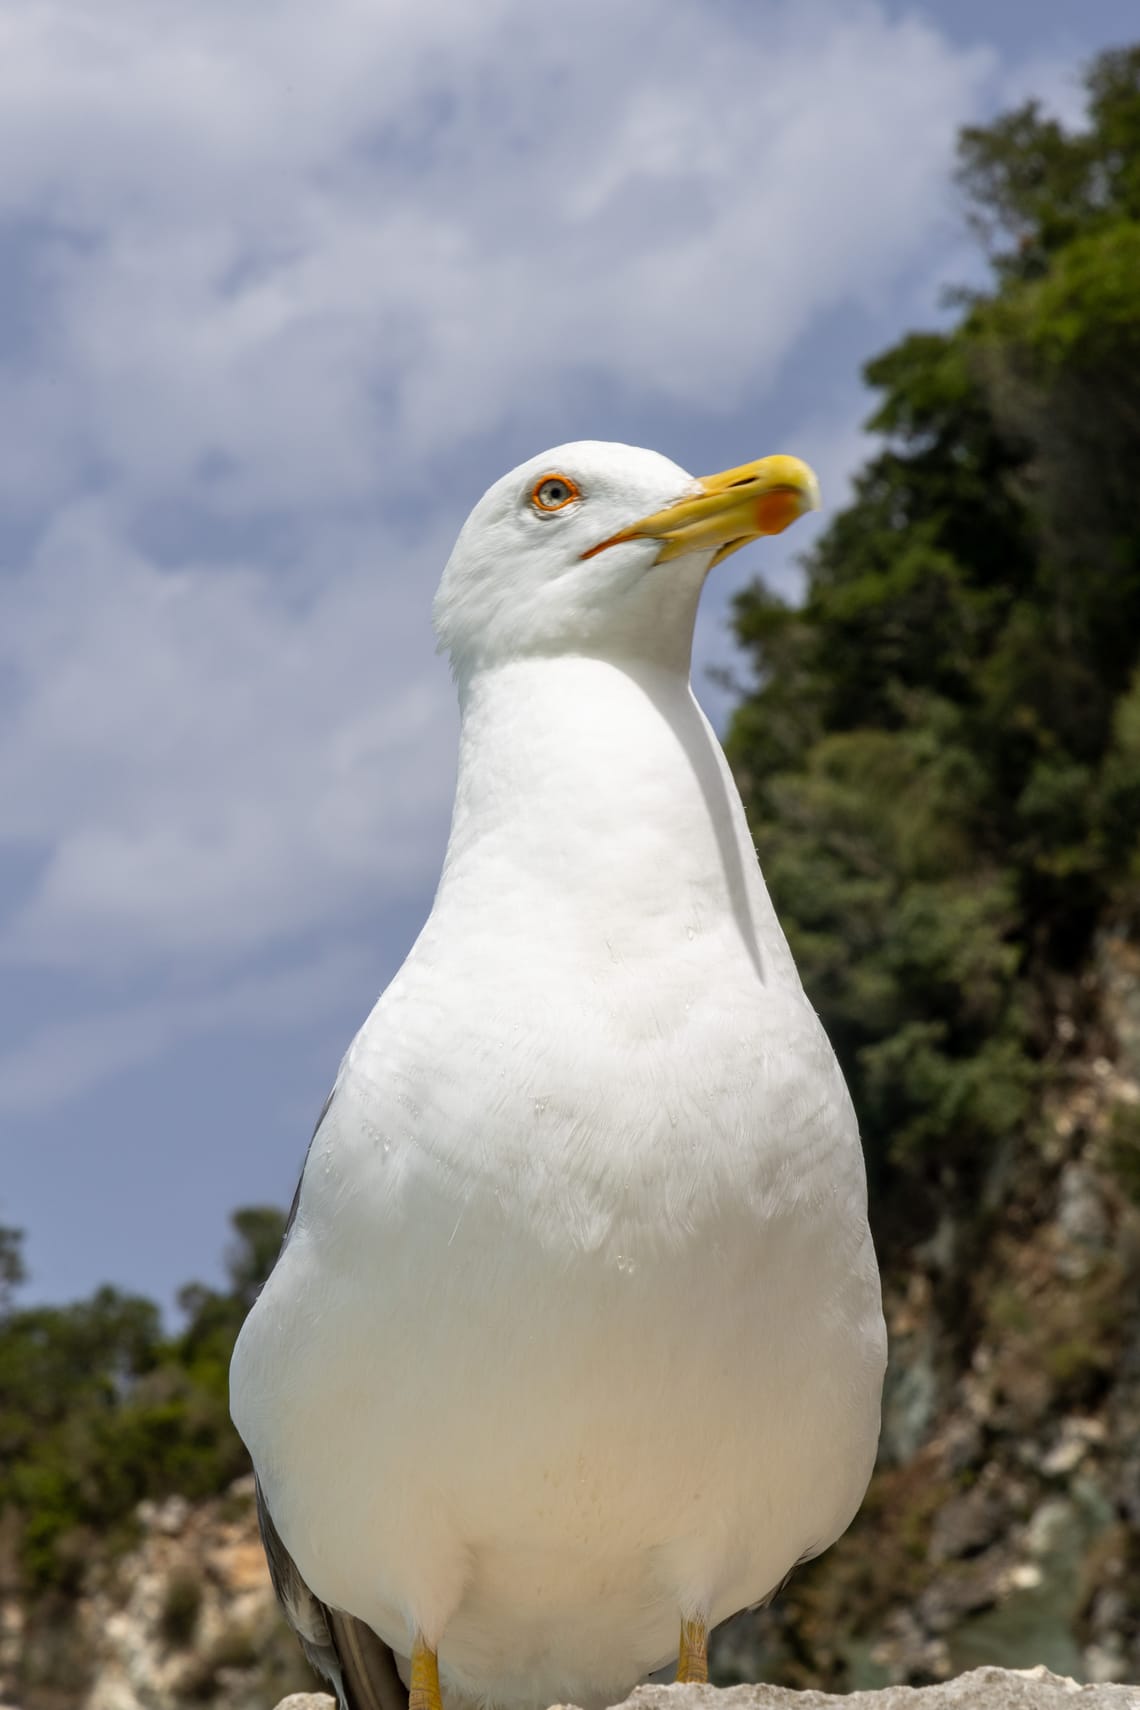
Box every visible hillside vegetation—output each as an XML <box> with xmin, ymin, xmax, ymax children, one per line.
<box><xmin>729</xmin><ymin>43</ymin><xmax>1140</xmax><ymax>1241</ymax></box>
<box><xmin>0</xmin><ymin>1208</ymin><xmax>284</xmax><ymax>1591</ymax></box>
<box><xmin>718</xmin><ymin>43</ymin><xmax>1140</xmax><ymax>1686</ymax></box>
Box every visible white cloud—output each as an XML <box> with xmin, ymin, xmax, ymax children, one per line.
<box><xmin>0</xmin><ymin>0</ymin><xmax>1002</xmax><ymax>997</ymax></box>
<box><xmin>0</xmin><ymin>1</ymin><xmax>994</xmax><ymax>513</ymax></box>
<box><xmin>0</xmin><ymin>497</ymin><xmax>455</xmax><ymax>965</ymax></box>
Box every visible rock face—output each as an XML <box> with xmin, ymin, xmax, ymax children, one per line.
<box><xmin>8</xmin><ymin>1479</ymin><xmax>317</xmax><ymax>1710</ymax></box>
<box><xmin>274</xmin><ymin>1669</ymin><xmax>1140</xmax><ymax>1709</ymax></box>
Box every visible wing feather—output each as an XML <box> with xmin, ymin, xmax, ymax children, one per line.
<box><xmin>248</xmin><ymin>1090</ymin><xmax>409</xmax><ymax>1710</ymax></box>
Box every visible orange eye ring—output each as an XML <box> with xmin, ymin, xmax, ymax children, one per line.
<box><xmin>531</xmin><ymin>473</ymin><xmax>580</xmax><ymax>512</ymax></box>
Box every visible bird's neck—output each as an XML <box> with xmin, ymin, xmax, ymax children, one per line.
<box><xmin>432</xmin><ymin>655</ymin><xmax>788</xmax><ymax>980</ymax></box>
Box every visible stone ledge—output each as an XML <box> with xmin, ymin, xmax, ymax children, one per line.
<box><xmin>274</xmin><ymin>1665</ymin><xmax>1140</xmax><ymax>1710</ymax></box>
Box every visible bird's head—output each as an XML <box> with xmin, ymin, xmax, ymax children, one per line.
<box><xmin>433</xmin><ymin>440</ymin><xmax>820</xmax><ymax>678</ymax></box>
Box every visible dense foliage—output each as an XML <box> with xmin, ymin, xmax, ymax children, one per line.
<box><xmin>0</xmin><ymin>1209</ymin><xmax>284</xmax><ymax>1589</ymax></box>
<box><xmin>727</xmin><ymin>45</ymin><xmax>1140</xmax><ymax>1247</ymax></box>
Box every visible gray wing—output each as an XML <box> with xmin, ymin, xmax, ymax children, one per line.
<box><xmin>256</xmin><ymin>1474</ymin><xmax>407</xmax><ymax>1710</ymax></box>
<box><xmin>282</xmin><ymin>1082</ymin><xmax>335</xmax><ymax>1238</ymax></box>
<box><xmin>253</xmin><ymin>1090</ymin><xmax>409</xmax><ymax>1710</ymax></box>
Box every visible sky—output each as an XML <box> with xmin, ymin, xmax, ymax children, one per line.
<box><xmin>1</xmin><ymin>0</ymin><xmax>1135</xmax><ymax>1313</ymax></box>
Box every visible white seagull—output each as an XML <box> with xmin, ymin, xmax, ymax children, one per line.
<box><xmin>230</xmin><ymin>441</ymin><xmax>887</xmax><ymax>1710</ymax></box>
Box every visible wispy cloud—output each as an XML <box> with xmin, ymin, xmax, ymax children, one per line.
<box><xmin>1</xmin><ymin>496</ymin><xmax>455</xmax><ymax>965</ymax></box>
<box><xmin>0</xmin><ymin>0</ymin><xmax>1017</xmax><ymax>1151</ymax></box>
<box><xmin>1</xmin><ymin>1</ymin><xmax>994</xmax><ymax>973</ymax></box>
<box><xmin>0</xmin><ymin>3</ymin><xmax>994</xmax><ymax>515</ymax></box>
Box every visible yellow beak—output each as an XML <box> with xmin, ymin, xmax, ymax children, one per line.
<box><xmin>581</xmin><ymin>454</ymin><xmax>821</xmax><ymax>568</ymax></box>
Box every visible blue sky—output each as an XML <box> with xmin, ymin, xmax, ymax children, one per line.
<box><xmin>2</xmin><ymin>0</ymin><xmax>1135</xmax><ymax>1312</ymax></box>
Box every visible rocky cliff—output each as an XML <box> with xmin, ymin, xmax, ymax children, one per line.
<box><xmin>2</xmin><ymin>1479</ymin><xmax>315</xmax><ymax>1710</ymax></box>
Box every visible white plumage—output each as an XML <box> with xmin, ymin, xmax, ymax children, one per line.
<box><xmin>231</xmin><ymin>442</ymin><xmax>886</xmax><ymax>1710</ymax></box>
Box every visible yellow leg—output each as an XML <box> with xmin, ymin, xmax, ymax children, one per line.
<box><xmin>676</xmin><ymin>1614</ymin><xmax>708</xmax><ymax>1684</ymax></box>
<box><xmin>409</xmin><ymin>1635</ymin><xmax>442</xmax><ymax>1710</ymax></box>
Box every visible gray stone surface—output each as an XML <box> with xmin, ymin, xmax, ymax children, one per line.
<box><xmin>607</xmin><ymin>1670</ymin><xmax>1140</xmax><ymax>1707</ymax></box>
<box><xmin>274</xmin><ymin>1666</ymin><xmax>1140</xmax><ymax>1710</ymax></box>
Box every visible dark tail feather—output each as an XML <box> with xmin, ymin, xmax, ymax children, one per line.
<box><xmin>329</xmin><ymin>1609</ymin><xmax>409</xmax><ymax>1710</ymax></box>
<box><xmin>254</xmin><ymin>1477</ymin><xmax>408</xmax><ymax>1710</ymax></box>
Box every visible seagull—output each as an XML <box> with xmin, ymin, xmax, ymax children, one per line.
<box><xmin>230</xmin><ymin>442</ymin><xmax>887</xmax><ymax>1710</ymax></box>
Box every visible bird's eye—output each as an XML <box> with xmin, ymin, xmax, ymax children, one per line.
<box><xmin>531</xmin><ymin>475</ymin><xmax>580</xmax><ymax>512</ymax></box>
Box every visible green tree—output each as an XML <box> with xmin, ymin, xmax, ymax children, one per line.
<box><xmin>0</xmin><ymin>1224</ymin><xmax>26</xmax><ymax>1313</ymax></box>
<box><xmin>0</xmin><ymin>1206</ymin><xmax>285</xmax><ymax>1590</ymax></box>
<box><xmin>727</xmin><ymin>44</ymin><xmax>1140</xmax><ymax>1238</ymax></box>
